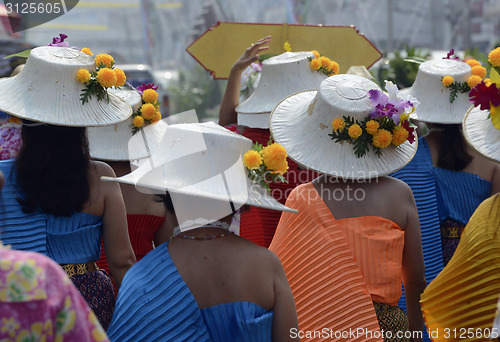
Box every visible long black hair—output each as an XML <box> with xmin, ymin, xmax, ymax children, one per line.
<box><xmin>436</xmin><ymin>124</ymin><xmax>472</xmax><ymax>171</ymax></box>
<box><xmin>16</xmin><ymin>122</ymin><xmax>91</xmax><ymax>216</ymax></box>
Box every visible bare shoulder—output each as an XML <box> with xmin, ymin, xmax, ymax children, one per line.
<box><xmin>90</xmin><ymin>160</ymin><xmax>117</xmax><ymax>178</ymax></box>
<box><xmin>381</xmin><ymin>176</ymin><xmax>414</xmax><ymax>199</ymax></box>
<box><xmin>234</xmin><ymin>236</ymin><xmax>284</xmax><ymax>269</ymax></box>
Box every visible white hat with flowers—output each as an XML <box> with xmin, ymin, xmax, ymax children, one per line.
<box><xmin>88</xmin><ymin>87</ymin><xmax>168</xmax><ymax>161</ymax></box>
<box><xmin>402</xmin><ymin>50</ymin><xmax>487</xmax><ymax>124</ymax></box>
<box><xmin>0</xmin><ymin>38</ymin><xmax>131</xmax><ymax>127</ymax></box>
<box><xmin>270</xmin><ymin>74</ymin><xmax>419</xmax><ymax>180</ymax></box>
<box><xmin>236</xmin><ymin>49</ymin><xmax>338</xmax><ymax>128</ymax></box>
<box><xmin>102</xmin><ymin>122</ymin><xmax>296</xmax><ymax>231</ymax></box>
<box><xmin>462</xmin><ymin>47</ymin><xmax>500</xmax><ymax>163</ymax></box>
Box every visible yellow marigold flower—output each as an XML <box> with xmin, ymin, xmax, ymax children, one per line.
<box><xmin>95</xmin><ymin>53</ymin><xmax>114</xmax><ymax>68</ymax></box>
<box><xmin>76</xmin><ymin>69</ymin><xmax>91</xmax><ymax>83</ymax></box>
<box><xmin>243</xmin><ymin>150</ymin><xmax>263</xmax><ymax>170</ymax></box>
<box><xmin>7</xmin><ymin>116</ymin><xmax>20</xmax><ymax>124</ymax></box>
<box><xmin>365</xmin><ymin>120</ymin><xmax>379</xmax><ymax>135</ymax></box>
<box><xmin>81</xmin><ymin>47</ymin><xmax>93</xmax><ymax>56</ymax></box>
<box><xmin>133</xmin><ymin>115</ymin><xmax>144</xmax><ymax>128</ymax></box>
<box><xmin>484</xmin><ymin>78</ymin><xmax>492</xmax><ymax>86</ymax></box>
<box><xmin>114</xmin><ymin>68</ymin><xmax>126</xmax><ymax>87</ymax></box>
<box><xmin>488</xmin><ymin>47</ymin><xmax>500</xmax><ymax>67</ymax></box>
<box><xmin>471</xmin><ymin>65</ymin><xmax>487</xmax><ymax>79</ymax></box>
<box><xmin>310</xmin><ymin>58</ymin><xmax>321</xmax><ymax>71</ymax></box>
<box><xmin>372</xmin><ymin>129</ymin><xmax>392</xmax><ymax>148</ymax></box>
<box><xmin>96</xmin><ymin>68</ymin><xmax>116</xmax><ymax>88</ymax></box>
<box><xmin>319</xmin><ymin>56</ymin><xmax>331</xmax><ymax>68</ymax></box>
<box><xmin>467</xmin><ymin>75</ymin><xmax>482</xmax><ymax>89</ymax></box>
<box><xmin>331</xmin><ymin>118</ymin><xmax>345</xmax><ymax>132</ymax></box>
<box><xmin>391</xmin><ymin>126</ymin><xmax>409</xmax><ymax>147</ymax></box>
<box><xmin>329</xmin><ymin>60</ymin><xmax>340</xmax><ymax>75</ymax></box>
<box><xmin>348</xmin><ymin>123</ymin><xmax>362</xmax><ymax>139</ymax></box>
<box><xmin>273</xmin><ymin>159</ymin><xmax>289</xmax><ymax>176</ymax></box>
<box><xmin>311</xmin><ymin>50</ymin><xmax>320</xmax><ymax>59</ymax></box>
<box><xmin>261</xmin><ymin>143</ymin><xmax>288</xmax><ymax>171</ymax></box>
<box><xmin>465</xmin><ymin>59</ymin><xmax>480</xmax><ymax>68</ymax></box>
<box><xmin>140</xmin><ymin>103</ymin><xmax>156</xmax><ymax>120</ymax></box>
<box><xmin>142</xmin><ymin>89</ymin><xmax>159</xmax><ymax>103</ymax></box>
<box><xmin>284</xmin><ymin>41</ymin><xmax>291</xmax><ymax>52</ymax></box>
<box><xmin>442</xmin><ymin>75</ymin><xmax>454</xmax><ymax>87</ymax></box>
<box><xmin>152</xmin><ymin>111</ymin><xmax>162</xmax><ymax>123</ymax></box>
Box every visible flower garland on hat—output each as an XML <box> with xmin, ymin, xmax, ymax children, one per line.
<box><xmin>441</xmin><ymin>49</ymin><xmax>486</xmax><ymax>103</ymax></box>
<box><xmin>309</xmin><ymin>50</ymin><xmax>339</xmax><ymax>77</ymax></box>
<box><xmin>131</xmin><ymin>83</ymin><xmax>162</xmax><ymax>135</ymax></box>
<box><xmin>329</xmin><ymin>81</ymin><xmax>418</xmax><ymax>158</ymax></box>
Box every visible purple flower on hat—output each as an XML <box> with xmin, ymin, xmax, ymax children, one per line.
<box><xmin>368</xmin><ymin>86</ymin><xmax>414</xmax><ymax>125</ymax></box>
<box><xmin>443</xmin><ymin>49</ymin><xmax>460</xmax><ymax>60</ymax></box>
<box><xmin>136</xmin><ymin>83</ymin><xmax>158</xmax><ymax>95</ymax></box>
<box><xmin>48</xmin><ymin>34</ymin><xmax>69</xmax><ymax>47</ymax></box>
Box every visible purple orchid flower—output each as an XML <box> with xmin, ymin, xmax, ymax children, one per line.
<box><xmin>443</xmin><ymin>49</ymin><xmax>460</xmax><ymax>60</ymax></box>
<box><xmin>48</xmin><ymin>34</ymin><xmax>69</xmax><ymax>47</ymax></box>
<box><xmin>136</xmin><ymin>83</ymin><xmax>158</xmax><ymax>95</ymax></box>
<box><xmin>368</xmin><ymin>89</ymin><xmax>413</xmax><ymax>125</ymax></box>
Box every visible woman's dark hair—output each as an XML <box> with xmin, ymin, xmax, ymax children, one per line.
<box><xmin>436</xmin><ymin>124</ymin><xmax>472</xmax><ymax>171</ymax></box>
<box><xmin>16</xmin><ymin>122</ymin><xmax>91</xmax><ymax>216</ymax></box>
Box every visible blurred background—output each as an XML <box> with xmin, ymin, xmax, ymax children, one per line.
<box><xmin>1</xmin><ymin>0</ymin><xmax>499</xmax><ymax>120</ymax></box>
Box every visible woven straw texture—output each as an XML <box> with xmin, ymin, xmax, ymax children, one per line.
<box><xmin>463</xmin><ymin>106</ymin><xmax>500</xmax><ymax>163</ymax></box>
<box><xmin>270</xmin><ymin>74</ymin><xmax>417</xmax><ymax>180</ymax></box>
<box><xmin>420</xmin><ymin>194</ymin><xmax>500</xmax><ymax>342</ymax></box>
<box><xmin>0</xmin><ymin>46</ymin><xmax>131</xmax><ymax>127</ymax></box>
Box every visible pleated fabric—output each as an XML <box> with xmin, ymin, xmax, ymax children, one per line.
<box><xmin>240</xmin><ymin>128</ymin><xmax>319</xmax><ymax>247</ymax></box>
<box><xmin>420</xmin><ymin>194</ymin><xmax>500</xmax><ymax>342</ymax></box>
<box><xmin>96</xmin><ymin>214</ymin><xmax>165</xmax><ymax>272</ymax></box>
<box><xmin>107</xmin><ymin>241</ymin><xmax>274</xmax><ymax>341</ymax></box>
<box><xmin>269</xmin><ymin>182</ymin><xmax>409</xmax><ymax>341</ymax></box>
<box><xmin>0</xmin><ymin>159</ymin><xmax>47</xmax><ymax>254</ymax></box>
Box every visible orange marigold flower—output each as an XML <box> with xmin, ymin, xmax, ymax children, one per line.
<box><xmin>140</xmin><ymin>103</ymin><xmax>156</xmax><ymax>120</ymax></box>
<box><xmin>372</xmin><ymin>129</ymin><xmax>392</xmax><ymax>148</ymax></box>
<box><xmin>391</xmin><ymin>126</ymin><xmax>409</xmax><ymax>147</ymax></box>
<box><xmin>273</xmin><ymin>159</ymin><xmax>289</xmax><ymax>176</ymax></box>
<box><xmin>114</xmin><ymin>68</ymin><xmax>126</xmax><ymax>87</ymax></box>
<box><xmin>310</xmin><ymin>58</ymin><xmax>321</xmax><ymax>71</ymax></box>
<box><xmin>319</xmin><ymin>56</ymin><xmax>331</xmax><ymax>68</ymax></box>
<box><xmin>243</xmin><ymin>150</ymin><xmax>263</xmax><ymax>170</ymax></box>
<box><xmin>442</xmin><ymin>75</ymin><xmax>454</xmax><ymax>87</ymax></box>
<box><xmin>133</xmin><ymin>115</ymin><xmax>144</xmax><ymax>128</ymax></box>
<box><xmin>81</xmin><ymin>48</ymin><xmax>93</xmax><ymax>56</ymax></box>
<box><xmin>331</xmin><ymin>118</ymin><xmax>345</xmax><ymax>132</ymax></box>
<box><xmin>348</xmin><ymin>124</ymin><xmax>362</xmax><ymax>139</ymax></box>
<box><xmin>261</xmin><ymin>143</ymin><xmax>288</xmax><ymax>171</ymax></box>
<box><xmin>488</xmin><ymin>47</ymin><xmax>500</xmax><ymax>67</ymax></box>
<box><xmin>95</xmin><ymin>54</ymin><xmax>114</xmax><ymax>68</ymax></box>
<box><xmin>471</xmin><ymin>65</ymin><xmax>487</xmax><ymax>79</ymax></box>
<box><xmin>311</xmin><ymin>50</ymin><xmax>320</xmax><ymax>59</ymax></box>
<box><xmin>467</xmin><ymin>75</ymin><xmax>482</xmax><ymax>88</ymax></box>
<box><xmin>365</xmin><ymin>120</ymin><xmax>379</xmax><ymax>135</ymax></box>
<box><xmin>484</xmin><ymin>78</ymin><xmax>492</xmax><ymax>86</ymax></box>
<box><xmin>7</xmin><ymin>116</ymin><xmax>20</xmax><ymax>124</ymax></box>
<box><xmin>76</xmin><ymin>69</ymin><xmax>91</xmax><ymax>83</ymax></box>
<box><xmin>152</xmin><ymin>111</ymin><xmax>162</xmax><ymax>123</ymax></box>
<box><xmin>96</xmin><ymin>68</ymin><xmax>116</xmax><ymax>88</ymax></box>
<box><xmin>142</xmin><ymin>89</ymin><xmax>159</xmax><ymax>104</ymax></box>
<box><xmin>465</xmin><ymin>59</ymin><xmax>480</xmax><ymax>68</ymax></box>
<box><xmin>329</xmin><ymin>60</ymin><xmax>339</xmax><ymax>75</ymax></box>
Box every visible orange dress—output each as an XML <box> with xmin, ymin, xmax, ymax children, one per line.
<box><xmin>269</xmin><ymin>182</ymin><xmax>405</xmax><ymax>341</ymax></box>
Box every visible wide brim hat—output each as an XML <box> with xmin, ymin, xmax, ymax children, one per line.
<box><xmin>0</xmin><ymin>46</ymin><xmax>132</xmax><ymax>127</ymax></box>
<box><xmin>462</xmin><ymin>106</ymin><xmax>500</xmax><ymax>163</ymax></box>
<box><xmin>270</xmin><ymin>74</ymin><xmax>418</xmax><ymax>180</ymax></box>
<box><xmin>88</xmin><ymin>89</ymin><xmax>168</xmax><ymax>161</ymax></box>
<box><xmin>420</xmin><ymin>194</ymin><xmax>500</xmax><ymax>338</ymax></box>
<box><xmin>102</xmin><ymin>121</ymin><xmax>297</xmax><ymax>216</ymax></box>
<box><xmin>402</xmin><ymin>58</ymin><xmax>472</xmax><ymax>124</ymax></box>
<box><xmin>236</xmin><ymin>51</ymin><xmax>327</xmax><ymax>128</ymax></box>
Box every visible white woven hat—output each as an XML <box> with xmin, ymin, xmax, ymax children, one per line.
<box><xmin>102</xmin><ymin>122</ymin><xmax>297</xmax><ymax>226</ymax></box>
<box><xmin>236</xmin><ymin>51</ymin><xmax>327</xmax><ymax>128</ymax></box>
<box><xmin>270</xmin><ymin>74</ymin><xmax>418</xmax><ymax>180</ymax></box>
<box><xmin>402</xmin><ymin>58</ymin><xmax>472</xmax><ymax>124</ymax></box>
<box><xmin>88</xmin><ymin>89</ymin><xmax>168</xmax><ymax>161</ymax></box>
<box><xmin>463</xmin><ymin>106</ymin><xmax>500</xmax><ymax>163</ymax></box>
<box><xmin>0</xmin><ymin>46</ymin><xmax>132</xmax><ymax>127</ymax></box>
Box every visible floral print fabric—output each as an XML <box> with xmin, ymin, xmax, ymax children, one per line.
<box><xmin>0</xmin><ymin>247</ymin><xmax>108</xmax><ymax>341</ymax></box>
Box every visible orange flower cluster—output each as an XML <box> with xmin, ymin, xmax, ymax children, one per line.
<box><xmin>132</xmin><ymin>87</ymin><xmax>162</xmax><ymax>130</ymax></box>
<box><xmin>309</xmin><ymin>50</ymin><xmax>339</xmax><ymax>76</ymax></box>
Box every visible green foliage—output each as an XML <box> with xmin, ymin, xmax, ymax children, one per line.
<box><xmin>447</xmin><ymin>81</ymin><xmax>470</xmax><ymax>103</ymax></box>
<box><xmin>80</xmin><ymin>74</ymin><xmax>109</xmax><ymax>104</ymax></box>
<box><xmin>166</xmin><ymin>64</ymin><xmax>224</xmax><ymax>120</ymax></box>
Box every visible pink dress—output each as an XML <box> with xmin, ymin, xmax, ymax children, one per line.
<box><xmin>0</xmin><ymin>246</ymin><xmax>108</xmax><ymax>341</ymax></box>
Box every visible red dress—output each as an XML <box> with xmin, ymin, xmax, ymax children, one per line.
<box><xmin>240</xmin><ymin>128</ymin><xmax>319</xmax><ymax>247</ymax></box>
